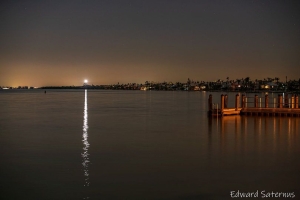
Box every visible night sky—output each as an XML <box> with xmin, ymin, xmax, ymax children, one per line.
<box><xmin>1</xmin><ymin>0</ymin><xmax>300</xmax><ymax>86</ymax></box>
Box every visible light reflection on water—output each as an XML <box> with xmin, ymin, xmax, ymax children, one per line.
<box><xmin>209</xmin><ymin>114</ymin><xmax>299</xmax><ymax>134</ymax></box>
<box><xmin>82</xmin><ymin>89</ymin><xmax>90</xmax><ymax>189</ymax></box>
<box><xmin>208</xmin><ymin>115</ymin><xmax>299</xmax><ymax>154</ymax></box>
<box><xmin>0</xmin><ymin>90</ymin><xmax>299</xmax><ymax>199</ymax></box>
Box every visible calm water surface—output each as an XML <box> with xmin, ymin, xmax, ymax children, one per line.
<box><xmin>0</xmin><ymin>90</ymin><xmax>299</xmax><ymax>200</ymax></box>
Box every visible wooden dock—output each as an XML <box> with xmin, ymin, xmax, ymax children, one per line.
<box><xmin>208</xmin><ymin>94</ymin><xmax>300</xmax><ymax>117</ymax></box>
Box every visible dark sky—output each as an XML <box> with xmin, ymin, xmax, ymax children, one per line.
<box><xmin>1</xmin><ymin>0</ymin><xmax>300</xmax><ymax>86</ymax></box>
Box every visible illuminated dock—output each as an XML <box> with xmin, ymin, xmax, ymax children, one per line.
<box><xmin>208</xmin><ymin>94</ymin><xmax>300</xmax><ymax>117</ymax></box>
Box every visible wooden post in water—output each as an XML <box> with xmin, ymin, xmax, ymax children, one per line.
<box><xmin>254</xmin><ymin>95</ymin><xmax>258</xmax><ymax>108</ymax></box>
<box><xmin>224</xmin><ymin>95</ymin><xmax>228</xmax><ymax>108</ymax></box>
<box><xmin>291</xmin><ymin>95</ymin><xmax>295</xmax><ymax>109</ymax></box>
<box><xmin>259</xmin><ymin>97</ymin><xmax>262</xmax><ymax>108</ymax></box>
<box><xmin>236</xmin><ymin>94</ymin><xmax>240</xmax><ymax>110</ymax></box>
<box><xmin>241</xmin><ymin>94</ymin><xmax>245</xmax><ymax>109</ymax></box>
<box><xmin>295</xmin><ymin>95</ymin><xmax>299</xmax><ymax>109</ymax></box>
<box><xmin>265</xmin><ymin>94</ymin><xmax>269</xmax><ymax>108</ymax></box>
<box><xmin>221</xmin><ymin>94</ymin><xmax>225</xmax><ymax>113</ymax></box>
<box><xmin>278</xmin><ymin>94</ymin><xmax>283</xmax><ymax>108</ymax></box>
<box><xmin>235</xmin><ymin>94</ymin><xmax>239</xmax><ymax>110</ymax></box>
<box><xmin>284</xmin><ymin>94</ymin><xmax>288</xmax><ymax>108</ymax></box>
<box><xmin>208</xmin><ymin>94</ymin><xmax>213</xmax><ymax>111</ymax></box>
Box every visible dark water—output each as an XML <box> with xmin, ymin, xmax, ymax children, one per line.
<box><xmin>0</xmin><ymin>90</ymin><xmax>299</xmax><ymax>200</ymax></box>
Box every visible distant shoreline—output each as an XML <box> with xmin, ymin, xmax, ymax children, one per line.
<box><xmin>1</xmin><ymin>87</ymin><xmax>299</xmax><ymax>94</ymax></box>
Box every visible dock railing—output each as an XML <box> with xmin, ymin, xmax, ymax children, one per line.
<box><xmin>241</xmin><ymin>94</ymin><xmax>299</xmax><ymax>109</ymax></box>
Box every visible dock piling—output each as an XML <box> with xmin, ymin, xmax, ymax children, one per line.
<box><xmin>265</xmin><ymin>94</ymin><xmax>268</xmax><ymax>108</ymax></box>
<box><xmin>236</xmin><ymin>94</ymin><xmax>240</xmax><ymax>110</ymax></box>
<box><xmin>224</xmin><ymin>95</ymin><xmax>228</xmax><ymax>108</ymax></box>
<box><xmin>255</xmin><ymin>95</ymin><xmax>258</xmax><ymax>108</ymax></box>
<box><xmin>285</xmin><ymin>94</ymin><xmax>289</xmax><ymax>108</ymax></box>
<box><xmin>221</xmin><ymin>94</ymin><xmax>225</xmax><ymax>112</ymax></box>
<box><xmin>259</xmin><ymin>97</ymin><xmax>262</xmax><ymax>108</ymax></box>
<box><xmin>278</xmin><ymin>95</ymin><xmax>283</xmax><ymax>108</ymax></box>
<box><xmin>241</xmin><ymin>94</ymin><xmax>245</xmax><ymax>109</ymax></box>
<box><xmin>291</xmin><ymin>95</ymin><xmax>295</xmax><ymax>109</ymax></box>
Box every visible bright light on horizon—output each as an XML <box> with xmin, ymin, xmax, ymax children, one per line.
<box><xmin>84</xmin><ymin>79</ymin><xmax>88</xmax><ymax>83</ymax></box>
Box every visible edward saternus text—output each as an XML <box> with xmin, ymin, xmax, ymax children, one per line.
<box><xmin>230</xmin><ymin>190</ymin><xmax>295</xmax><ymax>198</ymax></box>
